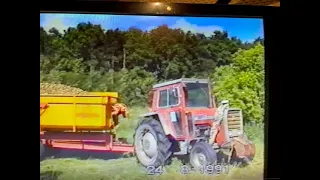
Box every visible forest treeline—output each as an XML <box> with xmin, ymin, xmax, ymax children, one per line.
<box><xmin>40</xmin><ymin>22</ymin><xmax>264</xmax><ymax>123</ymax></box>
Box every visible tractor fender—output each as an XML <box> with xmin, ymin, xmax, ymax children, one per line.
<box><xmin>140</xmin><ymin>112</ymin><xmax>171</xmax><ymax>135</ymax></box>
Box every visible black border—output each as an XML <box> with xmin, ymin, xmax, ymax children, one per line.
<box><xmin>263</xmin><ymin>9</ymin><xmax>281</xmax><ymax>179</ymax></box>
<box><xmin>40</xmin><ymin>1</ymin><xmax>277</xmax><ymax>18</ymax></box>
<box><xmin>38</xmin><ymin>1</ymin><xmax>281</xmax><ymax>179</ymax></box>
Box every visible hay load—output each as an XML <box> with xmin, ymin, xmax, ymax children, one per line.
<box><xmin>40</xmin><ymin>82</ymin><xmax>128</xmax><ymax>119</ymax></box>
<box><xmin>40</xmin><ymin>83</ymin><xmax>128</xmax><ymax>131</ymax></box>
<box><xmin>40</xmin><ymin>83</ymin><xmax>90</xmax><ymax>95</ymax></box>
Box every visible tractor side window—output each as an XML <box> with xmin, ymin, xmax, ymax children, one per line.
<box><xmin>159</xmin><ymin>90</ymin><xmax>168</xmax><ymax>107</ymax></box>
<box><xmin>169</xmin><ymin>88</ymin><xmax>179</xmax><ymax>106</ymax></box>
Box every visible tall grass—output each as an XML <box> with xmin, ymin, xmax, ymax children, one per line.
<box><xmin>244</xmin><ymin>123</ymin><xmax>264</xmax><ymax>143</ymax></box>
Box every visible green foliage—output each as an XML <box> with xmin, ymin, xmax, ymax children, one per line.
<box><xmin>40</xmin><ymin>22</ymin><xmax>264</xmax><ymax>118</ymax></box>
<box><xmin>40</xmin><ymin>68</ymin><xmax>156</xmax><ymax>106</ymax></box>
<box><xmin>244</xmin><ymin>123</ymin><xmax>264</xmax><ymax>142</ymax></box>
<box><xmin>212</xmin><ymin>44</ymin><xmax>264</xmax><ymax>123</ymax></box>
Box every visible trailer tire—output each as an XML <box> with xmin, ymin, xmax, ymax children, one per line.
<box><xmin>40</xmin><ymin>141</ymin><xmax>45</xmax><ymax>160</ymax></box>
<box><xmin>134</xmin><ymin>117</ymin><xmax>172</xmax><ymax>168</ymax></box>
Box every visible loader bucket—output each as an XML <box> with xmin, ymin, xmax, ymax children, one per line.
<box><xmin>231</xmin><ymin>136</ymin><xmax>255</xmax><ymax>162</ymax></box>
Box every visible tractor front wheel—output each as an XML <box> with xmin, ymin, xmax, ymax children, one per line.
<box><xmin>134</xmin><ymin>117</ymin><xmax>172</xmax><ymax>168</ymax></box>
<box><xmin>189</xmin><ymin>142</ymin><xmax>217</xmax><ymax>170</ymax></box>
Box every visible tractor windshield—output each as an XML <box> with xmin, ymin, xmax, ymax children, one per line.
<box><xmin>185</xmin><ymin>83</ymin><xmax>210</xmax><ymax>107</ymax></box>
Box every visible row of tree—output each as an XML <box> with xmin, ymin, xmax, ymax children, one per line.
<box><xmin>40</xmin><ymin>22</ymin><xmax>264</xmax><ymax>123</ymax></box>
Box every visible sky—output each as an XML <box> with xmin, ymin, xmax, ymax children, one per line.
<box><xmin>40</xmin><ymin>13</ymin><xmax>264</xmax><ymax>42</ymax></box>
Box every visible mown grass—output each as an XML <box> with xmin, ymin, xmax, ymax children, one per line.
<box><xmin>40</xmin><ymin>107</ymin><xmax>264</xmax><ymax>180</ymax></box>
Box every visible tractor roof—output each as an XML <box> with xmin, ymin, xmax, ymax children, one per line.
<box><xmin>152</xmin><ymin>78</ymin><xmax>209</xmax><ymax>89</ymax></box>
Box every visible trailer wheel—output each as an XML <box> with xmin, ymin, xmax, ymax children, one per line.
<box><xmin>40</xmin><ymin>141</ymin><xmax>45</xmax><ymax>160</ymax></box>
<box><xmin>134</xmin><ymin>117</ymin><xmax>172</xmax><ymax>168</ymax></box>
<box><xmin>189</xmin><ymin>142</ymin><xmax>217</xmax><ymax>170</ymax></box>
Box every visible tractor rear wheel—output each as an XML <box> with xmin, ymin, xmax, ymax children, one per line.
<box><xmin>189</xmin><ymin>142</ymin><xmax>217</xmax><ymax>170</ymax></box>
<box><xmin>134</xmin><ymin>117</ymin><xmax>172</xmax><ymax>168</ymax></box>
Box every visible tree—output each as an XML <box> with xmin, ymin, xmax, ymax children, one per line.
<box><xmin>40</xmin><ymin>22</ymin><xmax>260</xmax><ymax>107</ymax></box>
<box><xmin>212</xmin><ymin>44</ymin><xmax>264</xmax><ymax>123</ymax></box>
<box><xmin>124</xmin><ymin>28</ymin><xmax>156</xmax><ymax>70</ymax></box>
<box><xmin>253</xmin><ymin>37</ymin><xmax>264</xmax><ymax>46</ymax></box>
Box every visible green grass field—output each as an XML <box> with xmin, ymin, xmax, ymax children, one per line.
<box><xmin>40</xmin><ymin>107</ymin><xmax>264</xmax><ymax>180</ymax></box>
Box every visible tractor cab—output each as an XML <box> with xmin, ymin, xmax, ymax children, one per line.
<box><xmin>149</xmin><ymin>78</ymin><xmax>218</xmax><ymax>140</ymax></box>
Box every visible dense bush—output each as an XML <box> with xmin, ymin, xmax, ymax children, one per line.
<box><xmin>212</xmin><ymin>44</ymin><xmax>264</xmax><ymax>123</ymax></box>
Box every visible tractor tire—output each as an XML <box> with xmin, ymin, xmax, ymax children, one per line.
<box><xmin>133</xmin><ymin>117</ymin><xmax>172</xmax><ymax>168</ymax></box>
<box><xmin>189</xmin><ymin>142</ymin><xmax>217</xmax><ymax>170</ymax></box>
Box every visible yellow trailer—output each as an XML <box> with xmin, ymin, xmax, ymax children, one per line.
<box><xmin>40</xmin><ymin>92</ymin><xmax>126</xmax><ymax>132</ymax></box>
<box><xmin>40</xmin><ymin>92</ymin><xmax>132</xmax><ymax>158</ymax></box>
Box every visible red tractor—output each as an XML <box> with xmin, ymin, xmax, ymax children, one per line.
<box><xmin>134</xmin><ymin>78</ymin><xmax>255</xmax><ymax>169</ymax></box>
